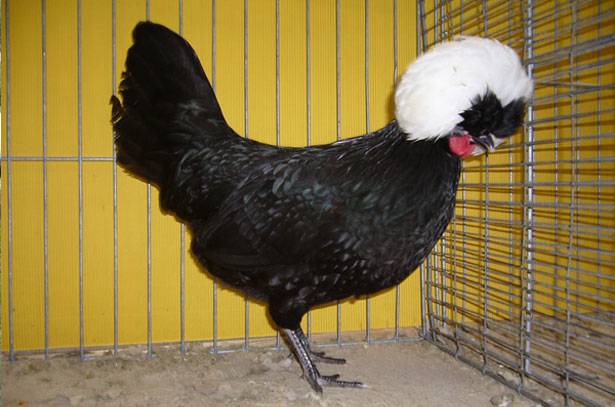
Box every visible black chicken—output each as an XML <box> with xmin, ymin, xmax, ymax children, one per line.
<box><xmin>111</xmin><ymin>22</ymin><xmax>532</xmax><ymax>393</ymax></box>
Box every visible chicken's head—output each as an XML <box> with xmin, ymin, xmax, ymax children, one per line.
<box><xmin>394</xmin><ymin>36</ymin><xmax>533</xmax><ymax>158</ymax></box>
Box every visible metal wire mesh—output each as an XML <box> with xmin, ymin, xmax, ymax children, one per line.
<box><xmin>419</xmin><ymin>0</ymin><xmax>614</xmax><ymax>405</ymax></box>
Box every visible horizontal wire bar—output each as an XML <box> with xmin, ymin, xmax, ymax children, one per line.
<box><xmin>431</xmin><ymin>313</ymin><xmax>615</xmax><ymax>377</ymax></box>
<box><xmin>456</xmin><ymin>198</ymin><xmax>615</xmax><ymax>212</ymax></box>
<box><xmin>463</xmin><ymin>155</ymin><xmax>615</xmax><ymax>171</ymax></box>
<box><xmin>435</xmin><ymin>255</ymin><xmax>614</xmax><ymax>300</ymax></box>
<box><xmin>528</xmin><ymin>35</ymin><xmax>615</xmax><ymax>66</ymax></box>
<box><xmin>431</xmin><ymin>314</ymin><xmax>615</xmax><ymax>386</ymax></box>
<box><xmin>456</xmin><ymin>213</ymin><xmax>614</xmax><ymax>233</ymax></box>
<box><xmin>446</xmin><ymin>228</ymin><xmax>615</xmax><ymax>261</ymax></box>
<box><xmin>426</xmin><ymin>331</ymin><xmax>606</xmax><ymax>406</ymax></box>
<box><xmin>0</xmin><ymin>156</ymin><xmax>114</xmax><ymax>161</ymax></box>
<box><xmin>504</xmin><ymin>132</ymin><xmax>614</xmax><ymax>150</ymax></box>
<box><xmin>532</xmin><ymin>57</ymin><xmax>615</xmax><ymax>85</ymax></box>
<box><xmin>533</xmin><ymin>85</ymin><xmax>615</xmax><ymax>106</ymax></box>
<box><xmin>523</xmin><ymin>10</ymin><xmax>614</xmax><ymax>50</ymax></box>
<box><xmin>527</xmin><ymin>107</ymin><xmax>615</xmax><ymax>126</ymax></box>
<box><xmin>460</xmin><ymin>180</ymin><xmax>615</xmax><ymax>188</ymax></box>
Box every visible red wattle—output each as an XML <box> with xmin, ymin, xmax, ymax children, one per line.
<box><xmin>448</xmin><ymin>134</ymin><xmax>473</xmax><ymax>158</ymax></box>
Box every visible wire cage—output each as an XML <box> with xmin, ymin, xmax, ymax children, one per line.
<box><xmin>418</xmin><ymin>0</ymin><xmax>614</xmax><ymax>406</ymax></box>
<box><xmin>2</xmin><ymin>0</ymin><xmax>613</xmax><ymax>406</ymax></box>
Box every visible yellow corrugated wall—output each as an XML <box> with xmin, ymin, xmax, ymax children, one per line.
<box><xmin>2</xmin><ymin>0</ymin><xmax>419</xmax><ymax>352</ymax></box>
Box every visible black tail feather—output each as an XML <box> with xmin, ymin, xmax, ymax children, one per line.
<box><xmin>112</xmin><ymin>21</ymin><xmax>224</xmax><ymax>185</ymax></box>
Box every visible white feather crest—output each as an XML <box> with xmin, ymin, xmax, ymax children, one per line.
<box><xmin>394</xmin><ymin>36</ymin><xmax>533</xmax><ymax>141</ymax></box>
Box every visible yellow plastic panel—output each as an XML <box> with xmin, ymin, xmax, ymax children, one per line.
<box><xmin>246</xmin><ymin>0</ymin><xmax>278</xmax><ymax>338</ymax></box>
<box><xmin>149</xmin><ymin>0</ymin><xmax>182</xmax><ymax>346</ymax></box>
<box><xmin>367</xmin><ymin>0</ymin><xmax>397</xmax><ymax>331</ymax></box>
<box><xmin>397</xmin><ymin>0</ymin><xmax>422</xmax><ymax>329</ymax></box>
<box><xmin>47</xmin><ymin>0</ymin><xmax>78</xmax><ymax>157</ymax></box>
<box><xmin>83</xmin><ymin>163</ymin><xmax>115</xmax><ymax>347</ymax></box>
<box><xmin>182</xmin><ymin>0</ymin><xmax>215</xmax><ymax>343</ymax></box>
<box><xmin>306</xmin><ymin>0</ymin><xmax>338</xmax><ymax>335</ymax></box>
<box><xmin>47</xmin><ymin>162</ymin><xmax>80</xmax><ymax>349</ymax></box>
<box><xmin>7</xmin><ymin>0</ymin><xmax>42</xmax><ymax>156</ymax></box>
<box><xmin>279</xmin><ymin>0</ymin><xmax>308</xmax><ymax>148</ymax></box>
<box><xmin>5</xmin><ymin>163</ymin><xmax>45</xmax><ymax>351</ymax></box>
<box><xmin>215</xmin><ymin>0</ymin><xmax>247</xmax><ymax>340</ymax></box>
<box><xmin>338</xmin><ymin>0</ymin><xmax>368</xmax><ymax>335</ymax></box>
<box><xmin>82</xmin><ymin>0</ymin><xmax>113</xmax><ymax>157</ymax></box>
<box><xmin>116</xmin><ymin>0</ymin><xmax>148</xmax><ymax>346</ymax></box>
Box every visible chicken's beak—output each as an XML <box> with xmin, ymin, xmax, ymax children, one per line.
<box><xmin>470</xmin><ymin>133</ymin><xmax>503</xmax><ymax>156</ymax></box>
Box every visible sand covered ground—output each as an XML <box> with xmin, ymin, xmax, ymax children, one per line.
<box><xmin>3</xmin><ymin>338</ymin><xmax>541</xmax><ymax>407</ymax></box>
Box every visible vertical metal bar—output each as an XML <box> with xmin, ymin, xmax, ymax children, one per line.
<box><xmin>146</xmin><ymin>185</ymin><xmax>152</xmax><ymax>358</ymax></box>
<box><xmin>5</xmin><ymin>0</ymin><xmax>14</xmax><ymax>362</ymax></box>
<box><xmin>274</xmin><ymin>0</ymin><xmax>281</xmax><ymax>350</ymax></box>
<box><xmin>243</xmin><ymin>0</ymin><xmax>250</xmax><ymax>352</ymax></box>
<box><xmin>459</xmin><ymin>0</ymin><xmax>464</xmax><ymax>34</ymax></box>
<box><xmin>112</xmin><ymin>0</ymin><xmax>119</xmax><ymax>358</ymax></box>
<box><xmin>364</xmin><ymin>0</ymin><xmax>370</xmax><ymax>137</ymax></box>
<box><xmin>460</xmin><ymin>172</ymin><xmax>467</xmax><ymax>328</ymax></box>
<box><xmin>426</xmin><ymin>256</ymin><xmax>436</xmax><ymax>341</ymax></box>
<box><xmin>306</xmin><ymin>0</ymin><xmax>311</xmax><ymax>148</ymax></box>
<box><xmin>522</xmin><ymin>0</ymin><xmax>534</xmax><ymax>375</ymax></box>
<box><xmin>482</xmin><ymin>161</ymin><xmax>490</xmax><ymax>373</ymax></box>
<box><xmin>433</xmin><ymin>0</ymin><xmax>438</xmax><ymax>44</ymax></box>
<box><xmin>439</xmin><ymin>0</ymin><xmax>445</xmax><ymax>41</ymax></box>
<box><xmin>393</xmin><ymin>0</ymin><xmax>400</xmax><ymax>343</ymax></box>
<box><xmin>393</xmin><ymin>0</ymin><xmax>398</xmax><ymax>95</ymax></box>
<box><xmin>482</xmin><ymin>0</ymin><xmax>487</xmax><ymax>35</ymax></box>
<box><xmin>275</xmin><ymin>0</ymin><xmax>281</xmax><ymax>148</ymax></box>
<box><xmin>305</xmin><ymin>0</ymin><xmax>312</xmax><ymax>341</ymax></box>
<box><xmin>436</xmin><ymin>0</ymin><xmax>446</xmax><ymax>323</ymax></box>
<box><xmin>335</xmin><ymin>0</ymin><xmax>342</xmax><ymax>347</ymax></box>
<box><xmin>42</xmin><ymin>0</ymin><xmax>49</xmax><ymax>360</ymax></box>
<box><xmin>419</xmin><ymin>0</ymin><xmax>427</xmax><ymax>52</ymax></box>
<box><xmin>506</xmin><ymin>0</ymin><xmax>514</xmax><ymax>325</ymax></box>
<box><xmin>595</xmin><ymin>0</ymin><xmax>603</xmax><ymax>311</ymax></box>
<box><xmin>439</xmin><ymin>237</ymin><xmax>446</xmax><ymax>322</ymax></box>
<box><xmin>144</xmin><ymin>1</ymin><xmax>153</xmax><ymax>360</ymax></box>
<box><xmin>419</xmin><ymin>263</ymin><xmax>427</xmax><ymax>337</ymax></box>
<box><xmin>180</xmin><ymin>223</ymin><xmax>185</xmax><ymax>355</ymax></box>
<box><xmin>552</xmin><ymin>1</ymin><xmax>560</xmax><ymax>316</ymax></box>
<box><xmin>439</xmin><ymin>2</ymin><xmax>447</xmax><ymax>324</ymax></box>
<box><xmin>572</xmin><ymin>4</ymin><xmax>580</xmax><ymax>331</ymax></box>
<box><xmin>364</xmin><ymin>0</ymin><xmax>371</xmax><ymax>345</ymax></box>
<box><xmin>450</xmin><ymin>192</ymin><xmax>459</xmax><ymax>354</ymax></box>
<box><xmin>211</xmin><ymin>0</ymin><xmax>219</xmax><ymax>354</ymax></box>
<box><xmin>429</xmin><ymin>0</ymin><xmax>441</xmax><ymax>330</ymax></box>
<box><xmin>481</xmin><ymin>0</ymin><xmax>489</xmax><ymax>374</ymax></box>
<box><xmin>417</xmin><ymin>0</ymin><xmax>427</xmax><ymax>340</ymax></box>
<box><xmin>77</xmin><ymin>0</ymin><xmax>85</xmax><ymax>360</ymax></box>
<box><xmin>178</xmin><ymin>0</ymin><xmax>186</xmax><ymax>357</ymax></box>
<box><xmin>335</xmin><ymin>0</ymin><xmax>341</xmax><ymax>142</ymax></box>
<box><xmin>564</xmin><ymin>8</ymin><xmax>579</xmax><ymax>404</ymax></box>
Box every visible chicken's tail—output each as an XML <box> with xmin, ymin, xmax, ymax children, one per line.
<box><xmin>111</xmin><ymin>21</ymin><xmax>225</xmax><ymax>185</ymax></box>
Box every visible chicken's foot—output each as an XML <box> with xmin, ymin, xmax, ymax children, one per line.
<box><xmin>295</xmin><ymin>327</ymin><xmax>346</xmax><ymax>365</ymax></box>
<box><xmin>283</xmin><ymin>328</ymin><xmax>365</xmax><ymax>394</ymax></box>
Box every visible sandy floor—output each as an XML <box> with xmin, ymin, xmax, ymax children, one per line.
<box><xmin>4</xmin><ymin>340</ymin><xmax>538</xmax><ymax>407</ymax></box>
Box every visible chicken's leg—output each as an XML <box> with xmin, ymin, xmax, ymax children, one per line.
<box><xmin>283</xmin><ymin>328</ymin><xmax>365</xmax><ymax>393</ymax></box>
<box><xmin>295</xmin><ymin>328</ymin><xmax>346</xmax><ymax>365</ymax></box>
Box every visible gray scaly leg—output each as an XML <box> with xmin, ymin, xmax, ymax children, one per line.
<box><xmin>283</xmin><ymin>328</ymin><xmax>365</xmax><ymax>394</ymax></box>
<box><xmin>295</xmin><ymin>328</ymin><xmax>346</xmax><ymax>365</ymax></box>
